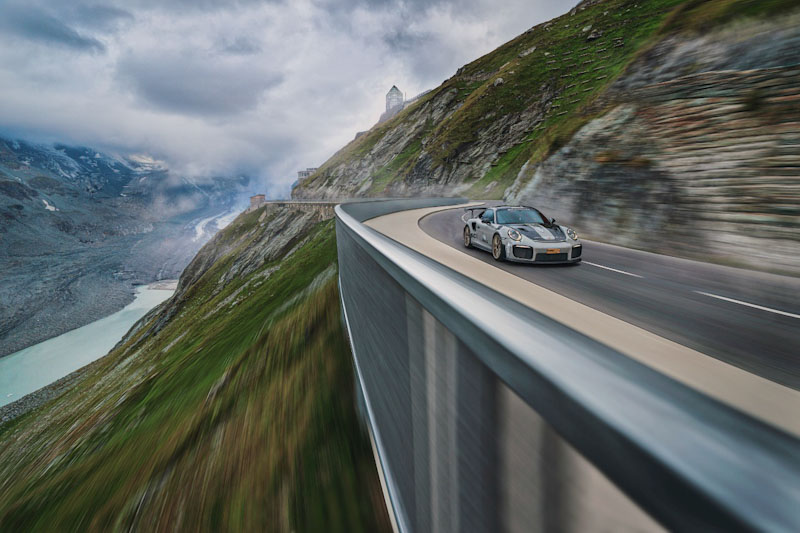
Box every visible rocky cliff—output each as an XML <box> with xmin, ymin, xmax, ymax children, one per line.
<box><xmin>293</xmin><ymin>0</ymin><xmax>800</xmax><ymax>274</ymax></box>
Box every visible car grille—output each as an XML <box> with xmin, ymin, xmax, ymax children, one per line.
<box><xmin>512</xmin><ymin>246</ymin><xmax>533</xmax><ymax>259</ymax></box>
<box><xmin>535</xmin><ymin>252</ymin><xmax>568</xmax><ymax>262</ymax></box>
<box><xmin>572</xmin><ymin>246</ymin><xmax>582</xmax><ymax>258</ymax></box>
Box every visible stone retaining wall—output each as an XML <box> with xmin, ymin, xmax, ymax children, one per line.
<box><xmin>509</xmin><ymin>65</ymin><xmax>800</xmax><ymax>274</ymax></box>
<box><xmin>246</xmin><ymin>201</ymin><xmax>337</xmax><ymax>219</ymax></box>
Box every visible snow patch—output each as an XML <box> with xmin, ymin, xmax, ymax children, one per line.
<box><xmin>192</xmin><ymin>208</ymin><xmax>240</xmax><ymax>242</ymax></box>
<box><xmin>128</xmin><ymin>153</ymin><xmax>168</xmax><ymax>172</ymax></box>
<box><xmin>193</xmin><ymin>214</ymin><xmax>218</xmax><ymax>242</ymax></box>
<box><xmin>215</xmin><ymin>209</ymin><xmax>239</xmax><ymax>230</ymax></box>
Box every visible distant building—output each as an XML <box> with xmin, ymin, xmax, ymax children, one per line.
<box><xmin>249</xmin><ymin>194</ymin><xmax>265</xmax><ymax>209</ymax></box>
<box><xmin>297</xmin><ymin>167</ymin><xmax>318</xmax><ymax>180</ymax></box>
<box><xmin>386</xmin><ymin>85</ymin><xmax>404</xmax><ymax>112</ymax></box>
<box><xmin>377</xmin><ymin>86</ymin><xmax>430</xmax><ymax>124</ymax></box>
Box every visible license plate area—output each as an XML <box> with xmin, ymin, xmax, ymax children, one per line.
<box><xmin>545</xmin><ymin>248</ymin><xmax>561</xmax><ymax>254</ymax></box>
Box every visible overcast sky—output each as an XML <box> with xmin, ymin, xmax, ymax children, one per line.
<box><xmin>0</xmin><ymin>0</ymin><xmax>574</xmax><ymax>196</ymax></box>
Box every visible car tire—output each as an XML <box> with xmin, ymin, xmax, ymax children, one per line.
<box><xmin>463</xmin><ymin>226</ymin><xmax>472</xmax><ymax>248</ymax></box>
<box><xmin>492</xmin><ymin>233</ymin><xmax>505</xmax><ymax>261</ymax></box>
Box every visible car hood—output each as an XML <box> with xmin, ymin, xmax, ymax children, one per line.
<box><xmin>509</xmin><ymin>224</ymin><xmax>567</xmax><ymax>242</ymax></box>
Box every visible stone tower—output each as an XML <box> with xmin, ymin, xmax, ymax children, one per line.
<box><xmin>386</xmin><ymin>85</ymin><xmax>404</xmax><ymax>112</ymax></box>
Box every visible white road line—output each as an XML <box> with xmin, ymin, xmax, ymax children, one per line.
<box><xmin>583</xmin><ymin>261</ymin><xmax>643</xmax><ymax>278</ymax></box>
<box><xmin>694</xmin><ymin>291</ymin><xmax>800</xmax><ymax>320</ymax></box>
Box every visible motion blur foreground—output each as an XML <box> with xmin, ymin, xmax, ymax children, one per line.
<box><xmin>337</xmin><ymin>198</ymin><xmax>800</xmax><ymax>532</ymax></box>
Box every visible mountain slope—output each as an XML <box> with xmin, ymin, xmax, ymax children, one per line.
<box><xmin>0</xmin><ymin>204</ymin><xmax>390</xmax><ymax>532</ymax></box>
<box><xmin>292</xmin><ymin>0</ymin><xmax>689</xmax><ymax>199</ymax></box>
<box><xmin>293</xmin><ymin>0</ymin><xmax>800</xmax><ymax>273</ymax></box>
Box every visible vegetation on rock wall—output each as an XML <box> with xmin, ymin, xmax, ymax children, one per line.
<box><xmin>293</xmin><ymin>0</ymin><xmax>799</xmax><ymax>200</ymax></box>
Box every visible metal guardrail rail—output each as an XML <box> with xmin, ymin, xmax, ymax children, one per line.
<box><xmin>335</xmin><ymin>198</ymin><xmax>800</xmax><ymax>533</ymax></box>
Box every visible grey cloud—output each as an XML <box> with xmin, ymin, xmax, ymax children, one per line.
<box><xmin>312</xmin><ymin>0</ymin><xmax>483</xmax><ymax>23</ymax></box>
<box><xmin>218</xmin><ymin>36</ymin><xmax>262</xmax><ymax>56</ymax></box>
<box><xmin>382</xmin><ymin>26</ymin><xmax>432</xmax><ymax>52</ymax></box>
<box><xmin>72</xmin><ymin>5</ymin><xmax>134</xmax><ymax>32</ymax></box>
<box><xmin>98</xmin><ymin>0</ymin><xmax>283</xmax><ymax>14</ymax></box>
<box><xmin>0</xmin><ymin>0</ymin><xmax>575</xmax><ymax>197</ymax></box>
<box><xmin>0</xmin><ymin>4</ymin><xmax>106</xmax><ymax>52</ymax></box>
<box><xmin>117</xmin><ymin>53</ymin><xmax>283</xmax><ymax>116</ymax></box>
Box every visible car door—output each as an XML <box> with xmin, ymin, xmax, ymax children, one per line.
<box><xmin>477</xmin><ymin>209</ymin><xmax>494</xmax><ymax>249</ymax></box>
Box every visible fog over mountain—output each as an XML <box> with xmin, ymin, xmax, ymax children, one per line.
<box><xmin>0</xmin><ymin>136</ymin><xmax>250</xmax><ymax>357</ymax></box>
<box><xmin>0</xmin><ymin>0</ymin><xmax>574</xmax><ymax>196</ymax></box>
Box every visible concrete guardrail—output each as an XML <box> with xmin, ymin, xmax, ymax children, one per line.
<box><xmin>335</xmin><ymin>198</ymin><xmax>800</xmax><ymax>533</ymax></box>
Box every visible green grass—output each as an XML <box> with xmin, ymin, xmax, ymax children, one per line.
<box><xmin>297</xmin><ymin>0</ymin><xmax>688</xmax><ymax>199</ymax></box>
<box><xmin>297</xmin><ymin>0</ymin><xmax>800</xmax><ymax>200</ymax></box>
<box><xmin>434</xmin><ymin>0</ymin><xmax>689</xmax><ymax>197</ymax></box>
<box><xmin>365</xmin><ymin>117</ymin><xmax>437</xmax><ymax>195</ymax></box>
<box><xmin>0</xmin><ymin>213</ymin><xmax>390</xmax><ymax>532</ymax></box>
<box><xmin>368</xmin><ymin>137</ymin><xmax>424</xmax><ymax>195</ymax></box>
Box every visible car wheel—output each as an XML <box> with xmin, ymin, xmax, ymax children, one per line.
<box><xmin>463</xmin><ymin>226</ymin><xmax>472</xmax><ymax>248</ymax></box>
<box><xmin>492</xmin><ymin>234</ymin><xmax>505</xmax><ymax>261</ymax></box>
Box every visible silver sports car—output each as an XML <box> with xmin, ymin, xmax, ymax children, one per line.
<box><xmin>463</xmin><ymin>205</ymin><xmax>582</xmax><ymax>263</ymax></box>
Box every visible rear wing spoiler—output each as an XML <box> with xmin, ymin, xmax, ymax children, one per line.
<box><xmin>464</xmin><ymin>206</ymin><xmax>487</xmax><ymax>219</ymax></box>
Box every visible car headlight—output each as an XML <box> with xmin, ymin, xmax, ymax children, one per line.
<box><xmin>507</xmin><ymin>228</ymin><xmax>522</xmax><ymax>241</ymax></box>
<box><xmin>566</xmin><ymin>227</ymin><xmax>578</xmax><ymax>240</ymax></box>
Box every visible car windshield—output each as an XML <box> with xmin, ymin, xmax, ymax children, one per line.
<box><xmin>496</xmin><ymin>208</ymin><xmax>547</xmax><ymax>225</ymax></box>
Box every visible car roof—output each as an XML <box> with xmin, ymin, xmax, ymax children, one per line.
<box><xmin>466</xmin><ymin>205</ymin><xmax>540</xmax><ymax>215</ymax></box>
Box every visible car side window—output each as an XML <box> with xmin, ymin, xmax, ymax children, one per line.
<box><xmin>481</xmin><ymin>209</ymin><xmax>494</xmax><ymax>224</ymax></box>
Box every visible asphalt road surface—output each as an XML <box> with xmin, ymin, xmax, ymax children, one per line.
<box><xmin>419</xmin><ymin>207</ymin><xmax>800</xmax><ymax>391</ymax></box>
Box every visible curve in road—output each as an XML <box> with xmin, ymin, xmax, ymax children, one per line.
<box><xmin>364</xmin><ymin>203</ymin><xmax>800</xmax><ymax>438</ymax></box>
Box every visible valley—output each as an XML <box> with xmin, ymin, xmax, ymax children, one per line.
<box><xmin>0</xmin><ymin>138</ymin><xmax>250</xmax><ymax>357</ymax></box>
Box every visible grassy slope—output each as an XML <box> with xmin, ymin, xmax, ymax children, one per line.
<box><xmin>302</xmin><ymin>0</ymin><xmax>685</xmax><ymax>197</ymax></box>
<box><xmin>300</xmin><ymin>0</ymin><xmax>797</xmax><ymax>199</ymax></box>
<box><xmin>0</xmin><ymin>211</ymin><xmax>389</xmax><ymax>532</ymax></box>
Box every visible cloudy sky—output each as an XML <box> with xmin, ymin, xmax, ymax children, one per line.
<box><xmin>0</xmin><ymin>0</ymin><xmax>574</xmax><ymax>196</ymax></box>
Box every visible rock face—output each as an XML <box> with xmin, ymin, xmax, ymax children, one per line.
<box><xmin>507</xmin><ymin>105</ymin><xmax>682</xmax><ymax>250</ymax></box>
<box><xmin>0</xmin><ymin>137</ymin><xmax>250</xmax><ymax>357</ymax></box>
<box><xmin>291</xmin><ymin>0</ymin><xmax>697</xmax><ymax>200</ymax></box>
<box><xmin>293</xmin><ymin>2</ymin><xmax>800</xmax><ymax>274</ymax></box>
<box><xmin>508</xmin><ymin>17</ymin><xmax>800</xmax><ymax>273</ymax></box>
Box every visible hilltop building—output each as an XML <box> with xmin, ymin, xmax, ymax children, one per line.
<box><xmin>386</xmin><ymin>85</ymin><xmax>404</xmax><ymax>112</ymax></box>
<box><xmin>297</xmin><ymin>168</ymin><xmax>318</xmax><ymax>180</ymax></box>
<box><xmin>378</xmin><ymin>85</ymin><xmax>431</xmax><ymax>124</ymax></box>
<box><xmin>249</xmin><ymin>194</ymin><xmax>265</xmax><ymax>210</ymax></box>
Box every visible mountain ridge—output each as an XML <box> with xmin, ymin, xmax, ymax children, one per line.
<box><xmin>0</xmin><ymin>136</ymin><xmax>251</xmax><ymax>357</ymax></box>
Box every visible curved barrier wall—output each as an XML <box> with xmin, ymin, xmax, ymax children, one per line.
<box><xmin>335</xmin><ymin>199</ymin><xmax>800</xmax><ymax>533</ymax></box>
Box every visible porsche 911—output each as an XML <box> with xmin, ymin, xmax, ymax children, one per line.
<box><xmin>463</xmin><ymin>205</ymin><xmax>581</xmax><ymax>263</ymax></box>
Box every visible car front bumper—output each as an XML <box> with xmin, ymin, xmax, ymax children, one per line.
<box><xmin>505</xmin><ymin>242</ymin><xmax>582</xmax><ymax>264</ymax></box>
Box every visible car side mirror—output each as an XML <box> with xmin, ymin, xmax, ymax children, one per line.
<box><xmin>551</xmin><ymin>218</ymin><xmax>557</xmax><ymax>225</ymax></box>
